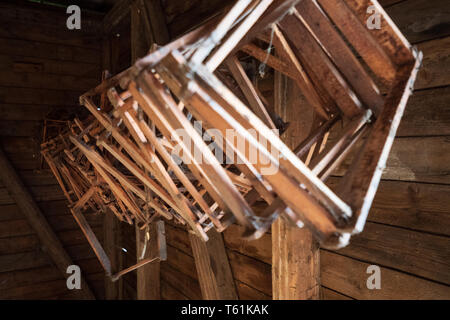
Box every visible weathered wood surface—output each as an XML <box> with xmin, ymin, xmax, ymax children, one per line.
<box><xmin>161</xmin><ymin>221</ymin><xmax>272</xmax><ymax>299</ymax></box>
<box><xmin>0</xmin><ymin>2</ymin><xmax>104</xmax><ymax>300</ymax></box>
<box><xmin>0</xmin><ymin>146</ymin><xmax>96</xmax><ymax>299</ymax></box>
<box><xmin>136</xmin><ymin>223</ymin><xmax>161</xmax><ymax>300</ymax></box>
<box><xmin>321</xmin><ymin>251</ymin><xmax>450</xmax><ymax>299</ymax></box>
<box><xmin>189</xmin><ymin>230</ymin><xmax>238</xmax><ymax>300</ymax></box>
<box><xmin>271</xmin><ymin>71</ymin><xmax>320</xmax><ymax>300</ymax></box>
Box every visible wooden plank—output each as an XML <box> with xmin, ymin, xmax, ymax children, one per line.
<box><xmin>415</xmin><ymin>36</ymin><xmax>450</xmax><ymax>90</ymax></box>
<box><xmin>161</xmin><ymin>280</ymin><xmax>189</xmax><ymax>300</ymax></box>
<box><xmin>0</xmin><ymin>17</ymin><xmax>101</xmax><ymax>50</ymax></box>
<box><xmin>328</xmin><ymin>177</ymin><xmax>450</xmax><ymax>236</ymax></box>
<box><xmin>317</xmin><ymin>0</ymin><xmax>397</xmax><ymax>84</ymax></box>
<box><xmin>272</xmin><ymin>219</ymin><xmax>320</xmax><ymax>299</ymax></box>
<box><xmin>322</xmin><ymin>287</ymin><xmax>353</xmax><ymax>300</ymax></box>
<box><xmin>321</xmin><ymin>250</ymin><xmax>450</xmax><ymax>299</ymax></box>
<box><xmin>279</xmin><ymin>12</ymin><xmax>363</xmax><ymax>118</ymax></box>
<box><xmin>0</xmin><ymin>70</ymin><xmax>98</xmax><ymax>92</ymax></box>
<box><xmin>296</xmin><ymin>0</ymin><xmax>384</xmax><ymax>116</ymax></box>
<box><xmin>143</xmin><ymin>0</ymin><xmax>170</xmax><ymax>45</ymax></box>
<box><xmin>0</xmin><ymin>227</ymin><xmax>103</xmax><ymax>256</ymax></box>
<box><xmin>333</xmin><ymin>135</ymin><xmax>450</xmax><ymax>185</ymax></box>
<box><xmin>337</xmin><ymin>55</ymin><xmax>422</xmax><ymax>233</ymax></box>
<box><xmin>0</xmin><ymin>170</ymin><xmax>57</xmax><ymax>188</ymax></box>
<box><xmin>0</xmin><ymin>2</ymin><xmax>102</xmax><ymax>33</ymax></box>
<box><xmin>0</xmin><ymin>87</ymin><xmax>81</xmax><ymax>106</ymax></box>
<box><xmin>69</xmin><ymin>207</ymin><xmax>112</xmax><ymax>276</ymax></box>
<box><xmin>271</xmin><ymin>69</ymin><xmax>320</xmax><ymax>299</ymax></box>
<box><xmin>203</xmin><ymin>0</ymin><xmax>276</xmax><ymax>71</ymax></box>
<box><xmin>164</xmin><ymin>223</ymin><xmax>192</xmax><ymax>256</ymax></box>
<box><xmin>397</xmin><ymin>86</ymin><xmax>450</xmax><ymax>136</ymax></box>
<box><xmin>338</xmin><ymin>222</ymin><xmax>450</xmax><ymax>285</ymax></box>
<box><xmin>0</xmin><ymin>243</ymin><xmax>103</xmax><ymax>274</ymax></box>
<box><xmin>0</xmin><ymin>185</ymin><xmax>66</xmax><ymax>205</ymax></box>
<box><xmin>235</xmin><ymin>280</ymin><xmax>271</xmax><ymax>300</ymax></box>
<box><xmin>161</xmin><ymin>263</ymin><xmax>202</xmax><ymax>299</ymax></box>
<box><xmin>227</xmin><ymin>250</ymin><xmax>272</xmax><ymax>296</ymax></box>
<box><xmin>0</xmin><ymin>54</ymin><xmax>100</xmax><ymax>78</ymax></box>
<box><xmin>0</xmin><ymin>214</ymin><xmax>102</xmax><ymax>239</ymax></box>
<box><xmin>0</xmin><ymin>120</ymin><xmax>41</xmax><ymax>137</ymax></box>
<box><xmin>165</xmin><ymin>244</ymin><xmax>199</xmax><ymax>280</ymax></box>
<box><xmin>103</xmin><ymin>0</ymin><xmax>132</xmax><ymax>34</ymax></box>
<box><xmin>0</xmin><ymin>146</ymin><xmax>95</xmax><ymax>299</ymax></box>
<box><xmin>0</xmin><ymin>279</ymin><xmax>76</xmax><ymax>300</ymax></box>
<box><xmin>164</xmin><ymin>222</ymin><xmax>270</xmax><ymax>298</ymax></box>
<box><xmin>240</xmin><ymin>43</ymin><xmax>295</xmax><ymax>78</ymax></box>
<box><xmin>0</xmin><ymin>104</ymin><xmax>74</xmax><ymax>121</ymax></box>
<box><xmin>165</xmin><ymin>0</ymin><xmax>232</xmax><ymax>38</ymax></box>
<box><xmin>222</xmin><ymin>224</ymin><xmax>271</xmax><ymax>264</ymax></box>
<box><xmin>136</xmin><ymin>222</ymin><xmax>161</xmax><ymax>300</ymax></box>
<box><xmin>344</xmin><ymin>0</ymin><xmax>415</xmax><ymax>65</ymax></box>
<box><xmin>226</xmin><ymin>55</ymin><xmax>276</xmax><ymax>129</ymax></box>
<box><xmin>0</xmin><ymin>200</ymin><xmax>72</xmax><ymax>222</ymax></box>
<box><xmin>0</xmin><ymin>38</ymin><xmax>100</xmax><ymax>64</ymax></box>
<box><xmin>104</xmin><ymin>210</ymin><xmax>122</xmax><ymax>300</ymax></box>
<box><xmin>131</xmin><ymin>0</ymin><xmax>151</xmax><ymax>63</ymax></box>
<box><xmin>385</xmin><ymin>0</ymin><xmax>450</xmax><ymax>44</ymax></box>
<box><xmin>189</xmin><ymin>230</ymin><xmax>238</xmax><ymax>300</ymax></box>
<box><xmin>0</xmin><ymin>263</ymin><xmax>100</xmax><ymax>292</ymax></box>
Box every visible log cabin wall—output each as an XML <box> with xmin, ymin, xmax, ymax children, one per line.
<box><xmin>0</xmin><ymin>2</ymin><xmax>106</xmax><ymax>299</ymax></box>
<box><xmin>158</xmin><ymin>0</ymin><xmax>450</xmax><ymax>300</ymax></box>
<box><xmin>317</xmin><ymin>0</ymin><xmax>450</xmax><ymax>300</ymax></box>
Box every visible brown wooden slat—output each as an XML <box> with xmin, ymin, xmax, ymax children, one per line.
<box><xmin>317</xmin><ymin>0</ymin><xmax>397</xmax><ymax>84</ymax></box>
<box><xmin>296</xmin><ymin>0</ymin><xmax>384</xmax><ymax>116</ymax></box>
<box><xmin>321</xmin><ymin>250</ymin><xmax>450</xmax><ymax>299</ymax></box>
<box><xmin>338</xmin><ymin>222</ymin><xmax>450</xmax><ymax>285</ymax></box>
<box><xmin>279</xmin><ymin>12</ymin><xmax>363</xmax><ymax>118</ymax></box>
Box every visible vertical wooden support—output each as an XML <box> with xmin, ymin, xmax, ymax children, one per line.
<box><xmin>131</xmin><ymin>0</ymin><xmax>169</xmax><ymax>299</ymax></box>
<box><xmin>189</xmin><ymin>230</ymin><xmax>238</xmax><ymax>300</ymax></box>
<box><xmin>102</xmin><ymin>32</ymin><xmax>124</xmax><ymax>299</ymax></box>
<box><xmin>104</xmin><ymin>210</ymin><xmax>123</xmax><ymax>299</ymax></box>
<box><xmin>271</xmin><ymin>71</ymin><xmax>320</xmax><ymax>300</ymax></box>
<box><xmin>130</xmin><ymin>0</ymin><xmax>237</xmax><ymax>300</ymax></box>
<box><xmin>136</xmin><ymin>222</ymin><xmax>161</xmax><ymax>299</ymax></box>
<box><xmin>0</xmin><ymin>146</ymin><xmax>95</xmax><ymax>300</ymax></box>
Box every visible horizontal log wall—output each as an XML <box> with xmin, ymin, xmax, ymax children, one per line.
<box><xmin>159</xmin><ymin>0</ymin><xmax>450</xmax><ymax>300</ymax></box>
<box><xmin>0</xmin><ymin>2</ymin><xmax>105</xmax><ymax>299</ymax></box>
<box><xmin>319</xmin><ymin>0</ymin><xmax>450</xmax><ymax>299</ymax></box>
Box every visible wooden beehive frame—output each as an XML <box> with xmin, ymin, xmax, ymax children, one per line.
<box><xmin>43</xmin><ymin>0</ymin><xmax>422</xmax><ymax>276</ymax></box>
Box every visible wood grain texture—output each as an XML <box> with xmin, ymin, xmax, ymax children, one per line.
<box><xmin>189</xmin><ymin>230</ymin><xmax>238</xmax><ymax>300</ymax></box>
<box><xmin>0</xmin><ymin>147</ymin><xmax>95</xmax><ymax>299</ymax></box>
<box><xmin>321</xmin><ymin>251</ymin><xmax>450</xmax><ymax>299</ymax></box>
<box><xmin>272</xmin><ymin>70</ymin><xmax>320</xmax><ymax>300</ymax></box>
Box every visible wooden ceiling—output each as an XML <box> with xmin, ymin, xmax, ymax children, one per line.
<box><xmin>21</xmin><ymin>0</ymin><xmax>116</xmax><ymax>13</ymax></box>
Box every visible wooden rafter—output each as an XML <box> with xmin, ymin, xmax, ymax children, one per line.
<box><xmin>0</xmin><ymin>146</ymin><xmax>95</xmax><ymax>300</ymax></box>
<box><xmin>103</xmin><ymin>0</ymin><xmax>131</xmax><ymax>34</ymax></box>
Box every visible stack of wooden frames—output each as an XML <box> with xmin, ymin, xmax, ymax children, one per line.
<box><xmin>43</xmin><ymin>0</ymin><xmax>422</xmax><ymax>276</ymax></box>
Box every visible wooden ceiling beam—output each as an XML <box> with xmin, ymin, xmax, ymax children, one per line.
<box><xmin>103</xmin><ymin>0</ymin><xmax>132</xmax><ymax>34</ymax></box>
<box><xmin>0</xmin><ymin>146</ymin><xmax>96</xmax><ymax>300</ymax></box>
